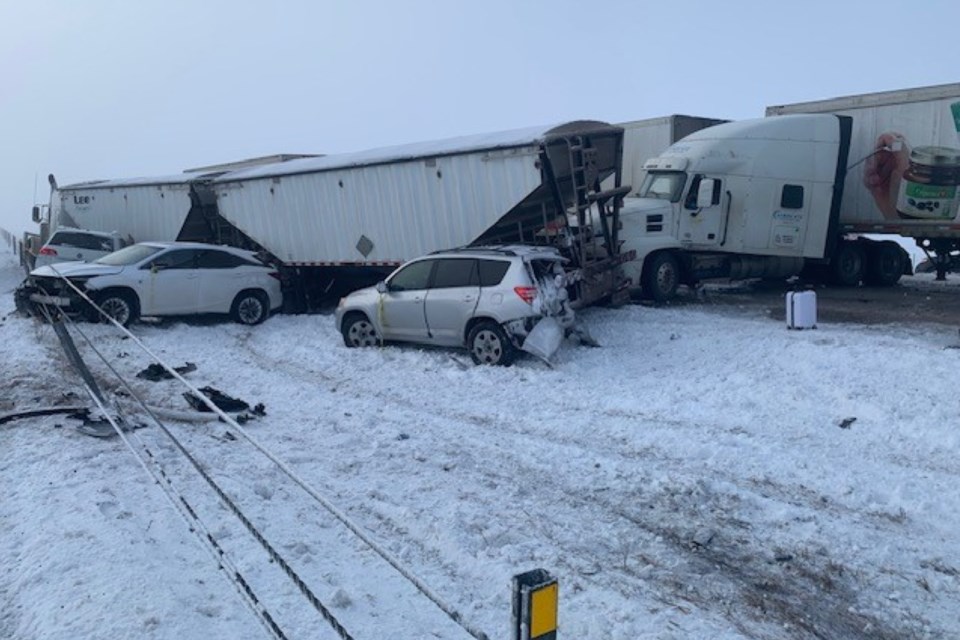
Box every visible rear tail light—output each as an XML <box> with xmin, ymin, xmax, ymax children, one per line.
<box><xmin>268</xmin><ymin>271</ymin><xmax>281</xmax><ymax>281</ymax></box>
<box><xmin>39</xmin><ymin>247</ymin><xmax>57</xmax><ymax>256</ymax></box>
<box><xmin>514</xmin><ymin>286</ymin><xmax>537</xmax><ymax>304</ymax></box>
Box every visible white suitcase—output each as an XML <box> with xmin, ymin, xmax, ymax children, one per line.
<box><xmin>786</xmin><ymin>291</ymin><xmax>817</xmax><ymax>330</ymax></box>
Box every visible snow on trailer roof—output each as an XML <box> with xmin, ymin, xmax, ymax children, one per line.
<box><xmin>59</xmin><ymin>170</ymin><xmax>222</xmax><ymax>191</ymax></box>
<box><xmin>214</xmin><ymin>120</ymin><xmax>620</xmax><ymax>183</ymax></box>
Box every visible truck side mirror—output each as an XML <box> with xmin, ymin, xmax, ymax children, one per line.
<box><xmin>697</xmin><ymin>179</ymin><xmax>717</xmax><ymax>208</ymax></box>
<box><xmin>31</xmin><ymin>206</ymin><xmax>41</xmax><ymax>223</ymax></box>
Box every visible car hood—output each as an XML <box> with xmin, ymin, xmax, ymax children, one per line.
<box><xmin>30</xmin><ymin>261</ymin><xmax>125</xmax><ymax>278</ymax></box>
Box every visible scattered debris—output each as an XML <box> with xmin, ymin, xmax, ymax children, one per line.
<box><xmin>838</xmin><ymin>417</ymin><xmax>857</xmax><ymax>429</ymax></box>
<box><xmin>774</xmin><ymin>553</ymin><xmax>794</xmax><ymax>563</ymax></box>
<box><xmin>236</xmin><ymin>403</ymin><xmax>267</xmax><ymax>424</ymax></box>
<box><xmin>397</xmin><ymin>432</ymin><xmax>410</xmax><ymax>441</ymax></box>
<box><xmin>183</xmin><ymin>386</ymin><xmax>264</xmax><ymax>418</ymax></box>
<box><xmin>0</xmin><ymin>405</ymin><xmax>89</xmax><ymax>426</ymax></box>
<box><xmin>67</xmin><ymin>409</ymin><xmax>145</xmax><ymax>438</ymax></box>
<box><xmin>136</xmin><ymin>362</ymin><xmax>197</xmax><ymax>382</ymax></box>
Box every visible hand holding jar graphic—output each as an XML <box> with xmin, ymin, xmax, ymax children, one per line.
<box><xmin>863</xmin><ymin>132</ymin><xmax>910</xmax><ymax>220</ymax></box>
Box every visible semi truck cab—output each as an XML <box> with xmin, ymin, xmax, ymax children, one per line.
<box><xmin>617</xmin><ymin>114</ymin><xmax>852</xmax><ymax>300</ymax></box>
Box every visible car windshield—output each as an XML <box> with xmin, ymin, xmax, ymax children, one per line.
<box><xmin>95</xmin><ymin>244</ymin><xmax>163</xmax><ymax>266</ymax></box>
<box><xmin>637</xmin><ymin>171</ymin><xmax>687</xmax><ymax>202</ymax></box>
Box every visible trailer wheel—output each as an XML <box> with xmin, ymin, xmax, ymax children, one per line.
<box><xmin>467</xmin><ymin>321</ymin><xmax>515</xmax><ymax>366</ymax></box>
<box><xmin>865</xmin><ymin>241</ymin><xmax>906</xmax><ymax>286</ymax></box>
<box><xmin>232</xmin><ymin>290</ymin><xmax>270</xmax><ymax>325</ymax></box>
<box><xmin>831</xmin><ymin>241</ymin><xmax>866</xmax><ymax>287</ymax></box>
<box><xmin>96</xmin><ymin>289</ymin><xmax>139</xmax><ymax>327</ymax></box>
<box><xmin>341</xmin><ymin>313</ymin><xmax>379</xmax><ymax>348</ymax></box>
<box><xmin>642</xmin><ymin>251</ymin><xmax>680</xmax><ymax>302</ymax></box>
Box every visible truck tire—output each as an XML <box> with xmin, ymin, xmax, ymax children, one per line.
<box><xmin>96</xmin><ymin>289</ymin><xmax>139</xmax><ymax>327</ymax></box>
<box><xmin>831</xmin><ymin>241</ymin><xmax>866</xmax><ymax>287</ymax></box>
<box><xmin>467</xmin><ymin>321</ymin><xmax>516</xmax><ymax>366</ymax></box>
<box><xmin>864</xmin><ymin>241</ymin><xmax>906</xmax><ymax>286</ymax></box>
<box><xmin>642</xmin><ymin>251</ymin><xmax>680</xmax><ymax>302</ymax></box>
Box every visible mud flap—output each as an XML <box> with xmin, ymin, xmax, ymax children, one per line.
<box><xmin>521</xmin><ymin>316</ymin><xmax>564</xmax><ymax>365</ymax></box>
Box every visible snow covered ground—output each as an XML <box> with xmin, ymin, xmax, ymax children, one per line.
<box><xmin>2</xmin><ymin>243</ymin><xmax>960</xmax><ymax>640</ymax></box>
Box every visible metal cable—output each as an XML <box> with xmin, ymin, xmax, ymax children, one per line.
<box><xmin>56</xmin><ymin>305</ymin><xmax>356</xmax><ymax>640</ymax></box>
<box><xmin>46</xmin><ymin>272</ymin><xmax>491</xmax><ymax>640</ymax></box>
<box><xmin>34</xmin><ymin>304</ymin><xmax>287</xmax><ymax>640</ymax></box>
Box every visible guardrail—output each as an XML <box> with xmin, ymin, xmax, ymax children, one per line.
<box><xmin>0</xmin><ymin>227</ymin><xmax>20</xmax><ymax>257</ymax></box>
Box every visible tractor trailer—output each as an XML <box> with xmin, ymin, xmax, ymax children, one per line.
<box><xmin>618</xmin><ymin>82</ymin><xmax>960</xmax><ymax>300</ymax></box>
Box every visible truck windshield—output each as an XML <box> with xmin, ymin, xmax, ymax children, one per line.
<box><xmin>637</xmin><ymin>171</ymin><xmax>687</xmax><ymax>202</ymax></box>
<box><xmin>95</xmin><ymin>244</ymin><xmax>163</xmax><ymax>266</ymax></box>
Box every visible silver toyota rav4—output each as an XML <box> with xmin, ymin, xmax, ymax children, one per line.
<box><xmin>335</xmin><ymin>245</ymin><xmax>573</xmax><ymax>365</ymax></box>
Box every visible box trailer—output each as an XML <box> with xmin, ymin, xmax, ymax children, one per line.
<box><xmin>28</xmin><ymin>121</ymin><xmax>632</xmax><ymax>310</ymax></box>
<box><xmin>766</xmin><ymin>82</ymin><xmax>960</xmax><ymax>279</ymax></box>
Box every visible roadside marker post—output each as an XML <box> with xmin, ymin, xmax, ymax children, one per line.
<box><xmin>512</xmin><ymin>568</ymin><xmax>558</xmax><ymax>640</ymax></box>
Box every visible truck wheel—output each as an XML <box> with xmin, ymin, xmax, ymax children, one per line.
<box><xmin>642</xmin><ymin>252</ymin><xmax>680</xmax><ymax>302</ymax></box>
<box><xmin>865</xmin><ymin>242</ymin><xmax>906</xmax><ymax>286</ymax></box>
<box><xmin>831</xmin><ymin>242</ymin><xmax>866</xmax><ymax>287</ymax></box>
<box><xmin>97</xmin><ymin>290</ymin><xmax>139</xmax><ymax>327</ymax></box>
<box><xmin>341</xmin><ymin>313</ymin><xmax>379</xmax><ymax>348</ymax></box>
<box><xmin>467</xmin><ymin>321</ymin><xmax>515</xmax><ymax>366</ymax></box>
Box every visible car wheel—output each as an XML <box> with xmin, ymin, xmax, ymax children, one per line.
<box><xmin>341</xmin><ymin>313</ymin><xmax>379</xmax><ymax>348</ymax></box>
<box><xmin>467</xmin><ymin>321</ymin><xmax>515</xmax><ymax>366</ymax></box>
<box><xmin>97</xmin><ymin>290</ymin><xmax>139</xmax><ymax>327</ymax></box>
<box><xmin>232</xmin><ymin>290</ymin><xmax>270</xmax><ymax>325</ymax></box>
<box><xmin>642</xmin><ymin>251</ymin><xmax>680</xmax><ymax>302</ymax></box>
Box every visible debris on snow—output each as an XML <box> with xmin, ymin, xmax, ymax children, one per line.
<box><xmin>136</xmin><ymin>362</ymin><xmax>197</xmax><ymax>382</ymax></box>
<box><xmin>183</xmin><ymin>386</ymin><xmax>251</xmax><ymax>413</ymax></box>
<box><xmin>838</xmin><ymin>417</ymin><xmax>857</xmax><ymax>429</ymax></box>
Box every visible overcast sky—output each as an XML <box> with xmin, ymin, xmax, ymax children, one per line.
<box><xmin>1</xmin><ymin>0</ymin><xmax>957</xmax><ymax>237</ymax></box>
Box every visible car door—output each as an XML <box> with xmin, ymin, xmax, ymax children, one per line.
<box><xmin>139</xmin><ymin>248</ymin><xmax>201</xmax><ymax>315</ymax></box>
<box><xmin>380</xmin><ymin>259</ymin><xmax>434</xmax><ymax>342</ymax></box>
<box><xmin>194</xmin><ymin>249</ymin><xmax>251</xmax><ymax>313</ymax></box>
<box><xmin>423</xmin><ymin>258</ymin><xmax>480</xmax><ymax>346</ymax></box>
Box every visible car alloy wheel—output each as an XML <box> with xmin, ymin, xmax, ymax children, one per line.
<box><xmin>343</xmin><ymin>315</ymin><xmax>379</xmax><ymax>347</ymax></box>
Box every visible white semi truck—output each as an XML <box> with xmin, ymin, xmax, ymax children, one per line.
<box><xmin>26</xmin><ymin>121</ymin><xmax>633</xmax><ymax>311</ymax></box>
<box><xmin>619</xmin><ymin>82</ymin><xmax>960</xmax><ymax>300</ymax></box>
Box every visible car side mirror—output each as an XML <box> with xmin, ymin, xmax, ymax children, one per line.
<box><xmin>150</xmin><ymin>262</ymin><xmax>167</xmax><ymax>273</ymax></box>
<box><xmin>375</xmin><ymin>281</ymin><xmax>388</xmax><ymax>294</ymax></box>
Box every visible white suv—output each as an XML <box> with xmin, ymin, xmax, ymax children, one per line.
<box><xmin>25</xmin><ymin>242</ymin><xmax>283</xmax><ymax>326</ymax></box>
<box><xmin>33</xmin><ymin>227</ymin><xmax>124</xmax><ymax>268</ymax></box>
<box><xmin>335</xmin><ymin>245</ymin><xmax>572</xmax><ymax>365</ymax></box>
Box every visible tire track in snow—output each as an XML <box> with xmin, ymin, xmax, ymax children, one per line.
<box><xmin>236</xmin><ymin>337</ymin><xmax>937</xmax><ymax>639</ymax></box>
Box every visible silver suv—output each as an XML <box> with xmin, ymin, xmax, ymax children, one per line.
<box><xmin>335</xmin><ymin>245</ymin><xmax>571</xmax><ymax>365</ymax></box>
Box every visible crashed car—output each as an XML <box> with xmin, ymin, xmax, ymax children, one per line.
<box><xmin>335</xmin><ymin>245</ymin><xmax>583</xmax><ymax>365</ymax></box>
<box><xmin>21</xmin><ymin>241</ymin><xmax>283</xmax><ymax>326</ymax></box>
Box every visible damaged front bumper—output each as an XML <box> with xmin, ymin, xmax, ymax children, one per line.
<box><xmin>15</xmin><ymin>278</ymin><xmax>93</xmax><ymax>319</ymax></box>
